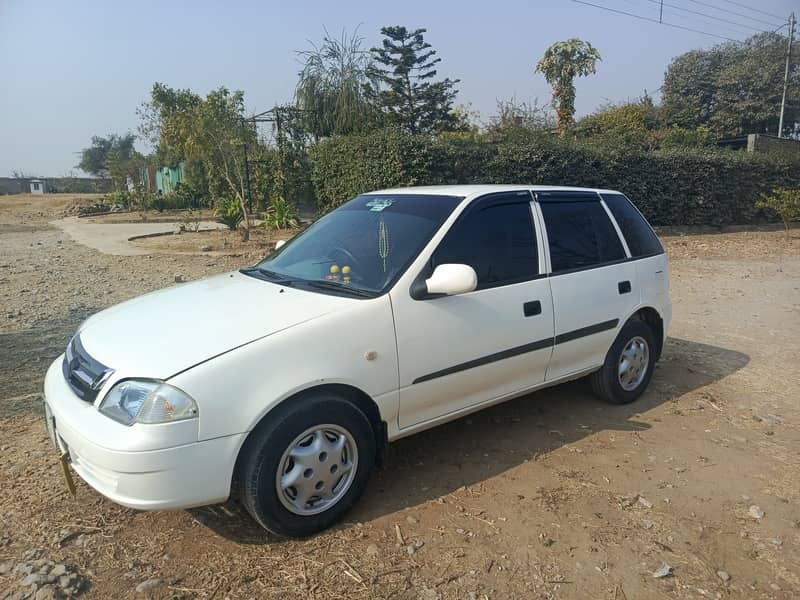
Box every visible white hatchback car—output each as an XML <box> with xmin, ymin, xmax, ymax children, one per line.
<box><xmin>44</xmin><ymin>185</ymin><xmax>670</xmax><ymax>537</ymax></box>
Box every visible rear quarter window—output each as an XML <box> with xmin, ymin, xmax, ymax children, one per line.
<box><xmin>602</xmin><ymin>193</ymin><xmax>664</xmax><ymax>258</ymax></box>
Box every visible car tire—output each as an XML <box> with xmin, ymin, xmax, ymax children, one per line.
<box><xmin>590</xmin><ymin>319</ymin><xmax>657</xmax><ymax>405</ymax></box>
<box><xmin>238</xmin><ymin>392</ymin><xmax>376</xmax><ymax>538</ymax></box>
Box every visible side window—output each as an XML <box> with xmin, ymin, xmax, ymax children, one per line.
<box><xmin>602</xmin><ymin>194</ymin><xmax>664</xmax><ymax>257</ymax></box>
<box><xmin>432</xmin><ymin>200</ymin><xmax>538</xmax><ymax>290</ymax></box>
<box><xmin>540</xmin><ymin>200</ymin><xmax>626</xmax><ymax>273</ymax></box>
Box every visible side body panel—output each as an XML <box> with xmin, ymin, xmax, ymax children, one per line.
<box><xmin>169</xmin><ymin>295</ymin><xmax>399</xmax><ymax>441</ymax></box>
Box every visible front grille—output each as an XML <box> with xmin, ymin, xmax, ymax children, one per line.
<box><xmin>62</xmin><ymin>335</ymin><xmax>113</xmax><ymax>403</ymax></box>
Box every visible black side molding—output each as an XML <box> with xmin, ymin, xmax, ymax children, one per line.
<box><xmin>412</xmin><ymin>318</ymin><xmax>619</xmax><ymax>385</ymax></box>
<box><xmin>554</xmin><ymin>319</ymin><xmax>618</xmax><ymax>345</ymax></box>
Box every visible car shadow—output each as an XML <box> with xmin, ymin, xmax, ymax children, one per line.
<box><xmin>193</xmin><ymin>336</ymin><xmax>749</xmax><ymax>543</ymax></box>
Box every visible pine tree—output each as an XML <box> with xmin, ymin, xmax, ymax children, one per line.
<box><xmin>370</xmin><ymin>26</ymin><xmax>460</xmax><ymax>134</ymax></box>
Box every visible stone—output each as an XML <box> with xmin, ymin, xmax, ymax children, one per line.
<box><xmin>0</xmin><ymin>561</ymin><xmax>14</xmax><ymax>575</ymax></box>
<box><xmin>49</xmin><ymin>564</ymin><xmax>66</xmax><ymax>578</ymax></box>
<box><xmin>200</xmin><ymin>245</ymin><xmax>212</xmax><ymax>252</ymax></box>
<box><xmin>717</xmin><ymin>570</ymin><xmax>730</xmax><ymax>582</ymax></box>
<box><xmin>653</xmin><ymin>563</ymin><xmax>673</xmax><ymax>578</ymax></box>
<box><xmin>406</xmin><ymin>516</ymin><xmax>418</xmax><ymax>525</ymax></box>
<box><xmin>748</xmin><ymin>505</ymin><xmax>764</xmax><ymax>519</ymax></box>
<box><xmin>174</xmin><ymin>274</ymin><xmax>184</xmax><ymax>283</ymax></box>
<box><xmin>756</xmin><ymin>413</ymin><xmax>781</xmax><ymax>425</ymax></box>
<box><xmin>365</xmin><ymin>544</ymin><xmax>379</xmax><ymax>557</ymax></box>
<box><xmin>638</xmin><ymin>496</ymin><xmax>654</xmax><ymax>509</ymax></box>
<box><xmin>21</xmin><ymin>572</ymin><xmax>47</xmax><ymax>587</ymax></box>
<box><xmin>135</xmin><ymin>578</ymin><xmax>163</xmax><ymax>593</ymax></box>
<box><xmin>34</xmin><ymin>585</ymin><xmax>61</xmax><ymax>600</ymax></box>
<box><xmin>406</xmin><ymin>545</ymin><xmax>416</xmax><ymax>555</ymax></box>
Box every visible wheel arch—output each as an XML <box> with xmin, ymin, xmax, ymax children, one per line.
<box><xmin>230</xmin><ymin>383</ymin><xmax>386</xmax><ymax>497</ymax></box>
<box><xmin>623</xmin><ymin>305</ymin><xmax>664</xmax><ymax>360</ymax></box>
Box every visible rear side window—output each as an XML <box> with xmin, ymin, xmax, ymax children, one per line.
<box><xmin>602</xmin><ymin>194</ymin><xmax>664</xmax><ymax>257</ymax></box>
<box><xmin>433</xmin><ymin>199</ymin><xmax>538</xmax><ymax>290</ymax></box>
<box><xmin>540</xmin><ymin>200</ymin><xmax>626</xmax><ymax>273</ymax></box>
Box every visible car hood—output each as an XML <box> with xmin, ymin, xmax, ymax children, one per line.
<box><xmin>77</xmin><ymin>271</ymin><xmax>354</xmax><ymax>379</ymax></box>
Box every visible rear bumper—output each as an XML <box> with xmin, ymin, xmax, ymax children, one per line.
<box><xmin>43</xmin><ymin>358</ymin><xmax>246</xmax><ymax>510</ymax></box>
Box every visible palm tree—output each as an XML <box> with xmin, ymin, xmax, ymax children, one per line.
<box><xmin>295</xmin><ymin>28</ymin><xmax>379</xmax><ymax>140</ymax></box>
<box><xmin>536</xmin><ymin>39</ymin><xmax>602</xmax><ymax>134</ymax></box>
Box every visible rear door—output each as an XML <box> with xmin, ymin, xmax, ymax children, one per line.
<box><xmin>536</xmin><ymin>192</ymin><xmax>638</xmax><ymax>380</ymax></box>
<box><xmin>392</xmin><ymin>191</ymin><xmax>555</xmax><ymax>429</ymax></box>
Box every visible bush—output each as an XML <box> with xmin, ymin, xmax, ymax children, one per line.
<box><xmin>755</xmin><ymin>188</ymin><xmax>800</xmax><ymax>229</ymax></box>
<box><xmin>214</xmin><ymin>196</ymin><xmax>243</xmax><ymax>231</ymax></box>
<box><xmin>262</xmin><ymin>196</ymin><xmax>299</xmax><ymax>230</ymax></box>
<box><xmin>309</xmin><ymin>128</ymin><xmax>798</xmax><ymax>226</ymax></box>
<box><xmin>103</xmin><ymin>190</ymin><xmax>131</xmax><ymax>208</ymax></box>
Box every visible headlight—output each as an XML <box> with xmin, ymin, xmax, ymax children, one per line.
<box><xmin>99</xmin><ymin>380</ymin><xmax>198</xmax><ymax>425</ymax></box>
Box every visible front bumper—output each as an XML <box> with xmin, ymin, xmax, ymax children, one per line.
<box><xmin>43</xmin><ymin>357</ymin><xmax>246</xmax><ymax>510</ymax></box>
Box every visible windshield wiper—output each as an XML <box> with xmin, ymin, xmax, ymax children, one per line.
<box><xmin>239</xmin><ymin>266</ymin><xmax>297</xmax><ymax>285</ymax></box>
<box><xmin>306</xmin><ymin>280</ymin><xmax>376</xmax><ymax>298</ymax></box>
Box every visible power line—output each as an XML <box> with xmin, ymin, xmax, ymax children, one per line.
<box><xmin>570</xmin><ymin>0</ymin><xmax>741</xmax><ymax>41</ymax></box>
<box><xmin>683</xmin><ymin>0</ymin><xmax>785</xmax><ymax>29</ymax></box>
<box><xmin>718</xmin><ymin>0</ymin><xmax>785</xmax><ymax>22</ymax></box>
<box><xmin>639</xmin><ymin>0</ymin><xmax>775</xmax><ymax>33</ymax></box>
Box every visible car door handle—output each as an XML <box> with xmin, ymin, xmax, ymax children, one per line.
<box><xmin>618</xmin><ymin>280</ymin><xmax>632</xmax><ymax>294</ymax></box>
<box><xmin>523</xmin><ymin>300</ymin><xmax>542</xmax><ymax>317</ymax></box>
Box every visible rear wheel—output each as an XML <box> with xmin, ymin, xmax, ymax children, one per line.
<box><xmin>590</xmin><ymin>320</ymin><xmax>656</xmax><ymax>404</ymax></box>
<box><xmin>239</xmin><ymin>393</ymin><xmax>376</xmax><ymax>537</ymax></box>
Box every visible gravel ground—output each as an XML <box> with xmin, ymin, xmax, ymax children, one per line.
<box><xmin>1</xmin><ymin>195</ymin><xmax>799</xmax><ymax>599</ymax></box>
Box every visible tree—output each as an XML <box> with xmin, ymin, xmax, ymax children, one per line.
<box><xmin>295</xmin><ymin>28</ymin><xmax>380</xmax><ymax>139</ymax></box>
<box><xmin>535</xmin><ymin>39</ymin><xmax>601</xmax><ymax>134</ymax></box>
<box><xmin>145</xmin><ymin>83</ymin><xmax>255</xmax><ymax>239</ymax></box>
<box><xmin>369</xmin><ymin>26</ymin><xmax>460</xmax><ymax>134</ymax></box>
<box><xmin>756</xmin><ymin>188</ymin><xmax>800</xmax><ymax>232</ymax></box>
<box><xmin>662</xmin><ymin>33</ymin><xmax>799</xmax><ymax>137</ymax></box>
<box><xmin>78</xmin><ymin>133</ymin><xmax>140</xmax><ymax>190</ymax></box>
<box><xmin>486</xmin><ymin>97</ymin><xmax>556</xmax><ymax>138</ymax></box>
<box><xmin>575</xmin><ymin>97</ymin><xmax>663</xmax><ymax>150</ymax></box>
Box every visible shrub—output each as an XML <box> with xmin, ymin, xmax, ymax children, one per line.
<box><xmin>214</xmin><ymin>195</ymin><xmax>243</xmax><ymax>231</ymax></box>
<box><xmin>262</xmin><ymin>196</ymin><xmax>299</xmax><ymax>230</ymax></box>
<box><xmin>755</xmin><ymin>188</ymin><xmax>800</xmax><ymax>230</ymax></box>
<box><xmin>309</xmin><ymin>127</ymin><xmax>798</xmax><ymax>226</ymax></box>
<box><xmin>103</xmin><ymin>190</ymin><xmax>131</xmax><ymax>208</ymax></box>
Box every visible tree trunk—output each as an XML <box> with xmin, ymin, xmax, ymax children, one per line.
<box><xmin>238</xmin><ymin>194</ymin><xmax>250</xmax><ymax>241</ymax></box>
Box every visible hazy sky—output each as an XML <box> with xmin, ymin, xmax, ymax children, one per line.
<box><xmin>1</xmin><ymin>0</ymin><xmax>796</xmax><ymax>176</ymax></box>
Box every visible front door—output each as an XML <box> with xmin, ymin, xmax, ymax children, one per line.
<box><xmin>391</xmin><ymin>192</ymin><xmax>555</xmax><ymax>430</ymax></box>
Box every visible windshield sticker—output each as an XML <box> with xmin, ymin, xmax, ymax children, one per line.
<box><xmin>366</xmin><ymin>198</ymin><xmax>394</xmax><ymax>212</ymax></box>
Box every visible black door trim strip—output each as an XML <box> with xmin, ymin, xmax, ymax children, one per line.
<box><xmin>554</xmin><ymin>318</ymin><xmax>619</xmax><ymax>345</ymax></box>
<box><xmin>411</xmin><ymin>318</ymin><xmax>619</xmax><ymax>385</ymax></box>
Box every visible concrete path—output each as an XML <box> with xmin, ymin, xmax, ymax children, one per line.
<box><xmin>51</xmin><ymin>216</ymin><xmax>225</xmax><ymax>256</ymax></box>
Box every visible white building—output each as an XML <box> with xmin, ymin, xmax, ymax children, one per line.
<box><xmin>29</xmin><ymin>179</ymin><xmax>46</xmax><ymax>195</ymax></box>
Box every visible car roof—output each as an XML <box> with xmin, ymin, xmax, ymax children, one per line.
<box><xmin>366</xmin><ymin>184</ymin><xmax>621</xmax><ymax>197</ymax></box>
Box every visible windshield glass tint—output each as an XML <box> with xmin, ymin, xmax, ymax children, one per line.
<box><xmin>257</xmin><ymin>194</ymin><xmax>462</xmax><ymax>294</ymax></box>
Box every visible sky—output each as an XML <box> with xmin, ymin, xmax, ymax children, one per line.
<box><xmin>0</xmin><ymin>0</ymin><xmax>796</xmax><ymax>176</ymax></box>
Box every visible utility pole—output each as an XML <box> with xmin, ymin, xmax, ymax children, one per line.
<box><xmin>778</xmin><ymin>12</ymin><xmax>795</xmax><ymax>138</ymax></box>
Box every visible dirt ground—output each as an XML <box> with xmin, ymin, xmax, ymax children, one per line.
<box><xmin>1</xmin><ymin>194</ymin><xmax>799</xmax><ymax>600</ymax></box>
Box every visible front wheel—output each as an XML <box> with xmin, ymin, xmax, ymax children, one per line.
<box><xmin>590</xmin><ymin>319</ymin><xmax>656</xmax><ymax>404</ymax></box>
<box><xmin>238</xmin><ymin>393</ymin><xmax>376</xmax><ymax>537</ymax></box>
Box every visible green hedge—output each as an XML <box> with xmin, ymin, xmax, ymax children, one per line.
<box><xmin>309</xmin><ymin>128</ymin><xmax>798</xmax><ymax>226</ymax></box>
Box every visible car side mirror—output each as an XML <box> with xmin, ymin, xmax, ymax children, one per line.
<box><xmin>425</xmin><ymin>264</ymin><xmax>478</xmax><ymax>296</ymax></box>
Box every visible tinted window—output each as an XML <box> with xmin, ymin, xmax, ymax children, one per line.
<box><xmin>602</xmin><ymin>193</ymin><xmax>664</xmax><ymax>257</ymax></box>
<box><xmin>541</xmin><ymin>200</ymin><xmax>626</xmax><ymax>272</ymax></box>
<box><xmin>433</xmin><ymin>199</ymin><xmax>538</xmax><ymax>290</ymax></box>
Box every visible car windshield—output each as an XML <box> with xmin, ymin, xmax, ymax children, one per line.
<box><xmin>248</xmin><ymin>194</ymin><xmax>463</xmax><ymax>296</ymax></box>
